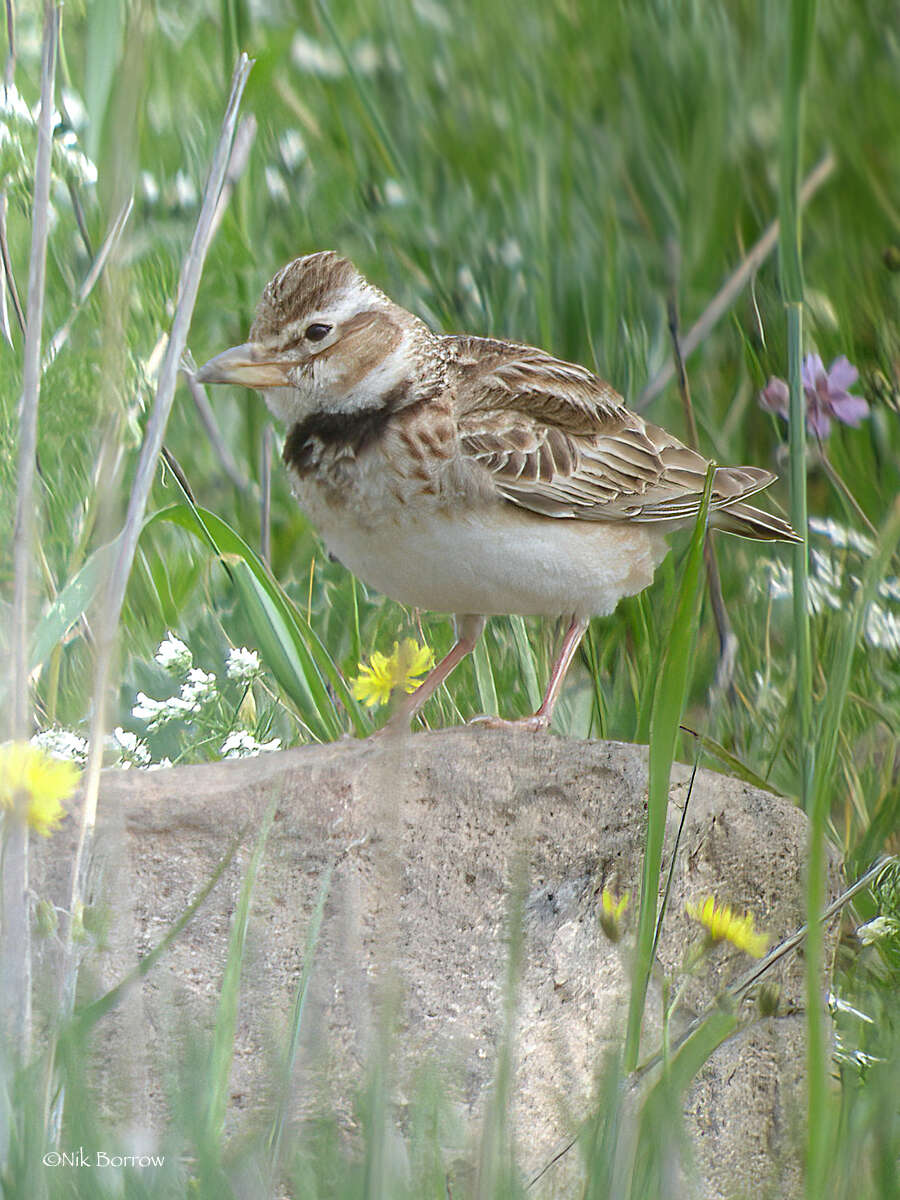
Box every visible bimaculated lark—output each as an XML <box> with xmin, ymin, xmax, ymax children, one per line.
<box><xmin>197</xmin><ymin>251</ymin><xmax>799</xmax><ymax>732</ymax></box>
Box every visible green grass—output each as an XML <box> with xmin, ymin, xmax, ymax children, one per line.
<box><xmin>1</xmin><ymin>0</ymin><xmax>899</xmax><ymax>1195</ymax></box>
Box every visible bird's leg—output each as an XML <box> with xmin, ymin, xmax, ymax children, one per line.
<box><xmin>534</xmin><ymin>614</ymin><xmax>591</xmax><ymax>724</ymax></box>
<box><xmin>383</xmin><ymin>614</ymin><xmax>486</xmax><ymax>734</ymax></box>
<box><xmin>469</xmin><ymin>615</ymin><xmax>590</xmax><ymax>732</ymax></box>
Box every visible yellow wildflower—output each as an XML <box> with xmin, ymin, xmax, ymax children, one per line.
<box><xmin>599</xmin><ymin>887</ymin><xmax>630</xmax><ymax>942</ymax></box>
<box><xmin>0</xmin><ymin>742</ymin><xmax>78</xmax><ymax>836</ymax></box>
<box><xmin>351</xmin><ymin>639</ymin><xmax>435</xmax><ymax>709</ymax></box>
<box><xmin>686</xmin><ymin>895</ymin><xmax>769</xmax><ymax>958</ymax></box>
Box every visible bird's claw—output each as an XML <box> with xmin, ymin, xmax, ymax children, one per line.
<box><xmin>467</xmin><ymin>713</ymin><xmax>550</xmax><ymax>732</ymax></box>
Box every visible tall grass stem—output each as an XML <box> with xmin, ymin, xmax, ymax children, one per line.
<box><xmin>777</xmin><ymin>0</ymin><xmax>822</xmax><ymax>1190</ymax></box>
<box><xmin>623</xmin><ymin>465</ymin><xmax>715</xmax><ymax>1071</ymax></box>
<box><xmin>3</xmin><ymin>0</ymin><xmax>59</xmax><ymax>1076</ymax></box>
<box><xmin>46</xmin><ymin>53</ymin><xmax>254</xmax><ymax>1143</ymax></box>
<box><xmin>638</xmin><ymin>152</ymin><xmax>834</xmax><ymax>409</ymax></box>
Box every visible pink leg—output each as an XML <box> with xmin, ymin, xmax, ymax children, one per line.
<box><xmin>383</xmin><ymin>614</ymin><xmax>486</xmax><ymax>733</ymax></box>
<box><xmin>470</xmin><ymin>615</ymin><xmax>590</xmax><ymax>732</ymax></box>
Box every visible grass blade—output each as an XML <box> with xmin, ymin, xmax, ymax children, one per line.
<box><xmin>679</xmin><ymin>725</ymin><xmax>785</xmax><ymax>796</ymax></box>
<box><xmin>630</xmin><ymin>1007</ymin><xmax>738</xmax><ymax>1198</ymax></box>
<box><xmin>149</xmin><ymin>502</ymin><xmax>370</xmax><ymax>738</ymax></box>
<box><xmin>68</xmin><ymin>826</ymin><xmax>246</xmax><ymax>1037</ymax></box>
<box><xmin>812</xmin><ymin>497</ymin><xmax>900</xmax><ymax>801</ymax></box>
<box><xmin>47</xmin><ymin>53</ymin><xmax>254</xmax><ymax>1147</ymax></box>
<box><xmin>624</xmin><ymin>464</ymin><xmax>715</xmax><ymax>1072</ymax></box>
<box><xmin>268</xmin><ymin>863</ymin><xmax>334</xmax><ymax>1172</ymax></box>
<box><xmin>27</xmin><ymin>536</ymin><xmax>120</xmax><ymax>673</ymax></box>
<box><xmin>509</xmin><ymin>616</ymin><xmax>542</xmax><ymax>712</ymax></box>
<box><xmin>206</xmin><ymin>794</ymin><xmax>277</xmax><ymax>1142</ymax></box>
<box><xmin>777</xmin><ymin>0</ymin><xmax>823</xmax><ymax>1191</ymax></box>
<box><xmin>472</xmin><ymin>634</ymin><xmax>499</xmax><ymax>717</ymax></box>
<box><xmin>5</xmin><ymin>0</ymin><xmax>60</xmax><ymax>1084</ymax></box>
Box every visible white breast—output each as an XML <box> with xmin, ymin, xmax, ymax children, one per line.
<box><xmin>299</xmin><ymin>487</ymin><xmax>670</xmax><ymax>620</ymax></box>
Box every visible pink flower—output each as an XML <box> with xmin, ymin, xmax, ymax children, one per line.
<box><xmin>759</xmin><ymin>354</ymin><xmax>868</xmax><ymax>437</ymax></box>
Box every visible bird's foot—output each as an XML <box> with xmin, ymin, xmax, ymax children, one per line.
<box><xmin>467</xmin><ymin>712</ymin><xmax>551</xmax><ymax>732</ymax></box>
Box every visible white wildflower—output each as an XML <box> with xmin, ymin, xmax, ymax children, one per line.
<box><xmin>148</xmin><ymin>757</ymin><xmax>174</xmax><ymax>772</ymax></box>
<box><xmin>155</xmin><ymin>632</ymin><xmax>192</xmax><ymax>675</ymax></box>
<box><xmin>139</xmin><ymin>332</ymin><xmax>168</xmax><ymax>393</ymax></box>
<box><xmin>0</xmin><ymin>82</ymin><xmax>32</xmax><ymax>123</ymax></box>
<box><xmin>879</xmin><ymin>577</ymin><xmax>900</xmax><ymax>604</ymax></box>
<box><xmin>278</xmin><ymin>129</ymin><xmax>306</xmax><ymax>171</ymax></box>
<box><xmin>109</xmin><ymin>727</ymin><xmax>151</xmax><ymax>769</ymax></box>
<box><xmin>132</xmin><ymin>691</ymin><xmax>198</xmax><ymax>730</ymax></box>
<box><xmin>808</xmin><ymin>516</ymin><xmax>875</xmax><ymax>558</ymax></box>
<box><xmin>226</xmin><ymin>647</ymin><xmax>262</xmax><ymax>682</ymax></box>
<box><xmin>457</xmin><ymin>265</ymin><xmax>482</xmax><ymax>308</ymax></box>
<box><xmin>413</xmin><ymin>0</ymin><xmax>452</xmax><ymax>32</ymax></box>
<box><xmin>756</xmin><ymin>557</ymin><xmax>843</xmax><ymax>615</ymax></box>
<box><xmin>490</xmin><ymin>99</ymin><xmax>511</xmax><ymax>130</ymax></box>
<box><xmin>140</xmin><ymin>170</ymin><xmax>160</xmax><ymax>205</ymax></box>
<box><xmin>353</xmin><ymin>41</ymin><xmax>380</xmax><ymax>75</ymax></box>
<box><xmin>32</xmin><ymin>97</ymin><xmax>61</xmax><ymax>128</ymax></box>
<box><xmin>31</xmin><ymin>728</ymin><xmax>88</xmax><ymax>764</ymax></box>
<box><xmin>291</xmin><ymin>31</ymin><xmax>344</xmax><ymax>78</ymax></box>
<box><xmin>864</xmin><ymin>603</ymin><xmax>900</xmax><ymax>654</ymax></box>
<box><xmin>833</xmin><ymin>1030</ymin><xmax>885</xmax><ymax>1070</ymax></box>
<box><xmin>180</xmin><ymin>668</ymin><xmax>217</xmax><ymax>707</ymax></box>
<box><xmin>756</xmin><ymin>558</ymin><xmax>793</xmax><ymax>601</ymax></box>
<box><xmin>56</xmin><ymin>135</ymin><xmax>98</xmax><ymax>186</ymax></box>
<box><xmin>383</xmin><ymin>178</ymin><xmax>406</xmax><ymax>207</ymax></box>
<box><xmin>61</xmin><ymin>87</ymin><xmax>88</xmax><ymax>131</ymax></box>
<box><xmin>810</xmin><ymin>549</ymin><xmax>844</xmax><ymax>593</ymax></box>
<box><xmin>220</xmin><ymin>731</ymin><xmax>281</xmax><ymax>759</ymax></box>
<box><xmin>131</xmin><ymin>692</ymin><xmax>166</xmax><ymax>723</ymax></box>
<box><xmin>855</xmin><ymin>915</ymin><xmax>899</xmax><ymax>945</ymax></box>
<box><xmin>807</xmin><ymin>573</ymin><xmax>840</xmax><ymax>614</ymax></box>
<box><xmin>499</xmin><ymin>238</ymin><xmax>523</xmax><ymax>269</ymax></box>
<box><xmin>751</xmin><ymin>670</ymin><xmax>784</xmax><ymax>717</ymax></box>
<box><xmin>827</xmin><ymin>992</ymin><xmax>875</xmax><ymax>1023</ymax></box>
<box><xmin>172</xmin><ymin>169</ymin><xmax>197</xmax><ymax>209</ymax></box>
<box><xmin>264</xmin><ymin>165</ymin><xmax>289</xmax><ymax>204</ymax></box>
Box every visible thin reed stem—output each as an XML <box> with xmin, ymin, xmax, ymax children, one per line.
<box><xmin>777</xmin><ymin>0</ymin><xmax>825</xmax><ymax>1193</ymax></box>
<box><xmin>637</xmin><ymin>152</ymin><xmax>835</xmax><ymax>411</ymax></box>
<box><xmin>44</xmin><ymin>52</ymin><xmax>254</xmax><ymax>1144</ymax></box>
<box><xmin>3</xmin><ymin>0</ymin><xmax>59</xmax><ymax>1071</ymax></box>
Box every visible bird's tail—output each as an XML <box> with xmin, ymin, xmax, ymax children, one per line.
<box><xmin>712</xmin><ymin>501</ymin><xmax>802</xmax><ymax>543</ymax></box>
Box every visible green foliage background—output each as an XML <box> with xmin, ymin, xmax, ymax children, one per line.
<box><xmin>1</xmin><ymin>0</ymin><xmax>899</xmax><ymax>1195</ymax></box>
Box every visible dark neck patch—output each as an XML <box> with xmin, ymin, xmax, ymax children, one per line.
<box><xmin>283</xmin><ymin>379</ymin><xmax>415</xmax><ymax>476</ymax></box>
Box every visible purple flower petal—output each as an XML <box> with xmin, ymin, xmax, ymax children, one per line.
<box><xmin>802</xmin><ymin>352</ymin><xmax>825</xmax><ymax>393</ymax></box>
<box><xmin>806</xmin><ymin>404</ymin><xmax>832</xmax><ymax>438</ymax></box>
<box><xmin>759</xmin><ymin>376</ymin><xmax>789</xmax><ymax>417</ymax></box>
<box><xmin>826</xmin><ymin>355</ymin><xmax>859</xmax><ymax>393</ymax></box>
<box><xmin>828</xmin><ymin>393</ymin><xmax>870</xmax><ymax>427</ymax></box>
<box><xmin>760</xmin><ymin>352</ymin><xmax>866</xmax><ymax>438</ymax></box>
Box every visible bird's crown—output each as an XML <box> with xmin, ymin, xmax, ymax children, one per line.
<box><xmin>250</xmin><ymin>250</ymin><xmax>365</xmax><ymax>343</ymax></box>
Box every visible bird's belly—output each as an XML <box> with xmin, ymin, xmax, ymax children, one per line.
<box><xmin>309</xmin><ymin>501</ymin><xmax>670</xmax><ymax>619</ymax></box>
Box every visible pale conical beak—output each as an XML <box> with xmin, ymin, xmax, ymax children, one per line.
<box><xmin>194</xmin><ymin>342</ymin><xmax>293</xmax><ymax>388</ymax></box>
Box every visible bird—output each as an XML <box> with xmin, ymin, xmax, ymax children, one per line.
<box><xmin>196</xmin><ymin>250</ymin><xmax>799</xmax><ymax>733</ymax></box>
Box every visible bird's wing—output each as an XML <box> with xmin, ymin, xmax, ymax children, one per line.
<box><xmin>448</xmin><ymin>335</ymin><xmax>775</xmax><ymax>522</ymax></box>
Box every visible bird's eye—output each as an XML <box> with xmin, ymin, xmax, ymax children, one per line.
<box><xmin>304</xmin><ymin>323</ymin><xmax>332</xmax><ymax>342</ymax></box>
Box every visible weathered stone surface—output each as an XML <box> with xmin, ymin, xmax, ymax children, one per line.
<box><xmin>32</xmin><ymin>731</ymin><xmax>841</xmax><ymax>1196</ymax></box>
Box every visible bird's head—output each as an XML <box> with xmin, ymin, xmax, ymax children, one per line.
<box><xmin>196</xmin><ymin>250</ymin><xmax>432</xmax><ymax>425</ymax></box>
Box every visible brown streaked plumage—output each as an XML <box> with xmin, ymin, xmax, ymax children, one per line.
<box><xmin>197</xmin><ymin>250</ymin><xmax>800</xmax><ymax>732</ymax></box>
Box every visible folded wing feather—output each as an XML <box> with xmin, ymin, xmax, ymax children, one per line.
<box><xmin>449</xmin><ymin>336</ymin><xmax>792</xmax><ymax>537</ymax></box>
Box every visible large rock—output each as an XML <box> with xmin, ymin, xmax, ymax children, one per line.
<box><xmin>33</xmin><ymin>731</ymin><xmax>841</xmax><ymax>1196</ymax></box>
